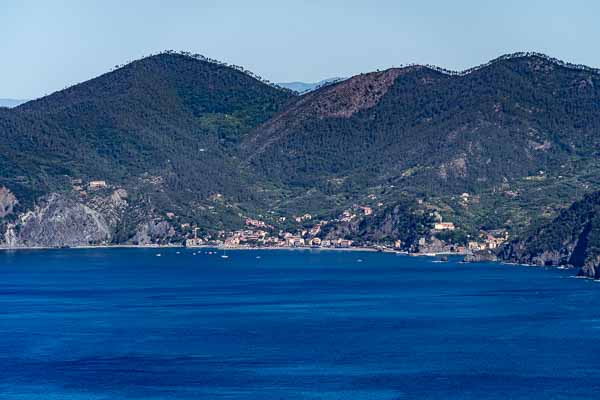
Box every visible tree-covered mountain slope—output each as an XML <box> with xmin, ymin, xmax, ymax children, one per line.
<box><xmin>0</xmin><ymin>52</ymin><xmax>294</xmax><ymax>209</ymax></box>
<box><xmin>244</xmin><ymin>53</ymin><xmax>600</xmax><ymax>194</ymax></box>
<box><xmin>499</xmin><ymin>191</ymin><xmax>600</xmax><ymax>278</ymax></box>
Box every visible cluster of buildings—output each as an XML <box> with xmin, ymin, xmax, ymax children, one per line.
<box><xmin>218</xmin><ymin>229</ymin><xmax>353</xmax><ymax>249</ymax></box>
<box><xmin>467</xmin><ymin>230</ymin><xmax>509</xmax><ymax>251</ymax></box>
<box><xmin>339</xmin><ymin>205</ymin><xmax>373</xmax><ymax>222</ymax></box>
<box><xmin>71</xmin><ymin>179</ymin><xmax>109</xmax><ymax>197</ymax></box>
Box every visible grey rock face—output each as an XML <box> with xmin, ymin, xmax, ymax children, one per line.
<box><xmin>579</xmin><ymin>255</ymin><xmax>600</xmax><ymax>279</ymax></box>
<box><xmin>531</xmin><ymin>250</ymin><xmax>563</xmax><ymax>266</ymax></box>
<box><xmin>132</xmin><ymin>220</ymin><xmax>175</xmax><ymax>245</ymax></box>
<box><xmin>0</xmin><ymin>187</ymin><xmax>18</xmax><ymax>217</ymax></box>
<box><xmin>498</xmin><ymin>242</ymin><xmax>572</xmax><ymax>267</ymax></box>
<box><xmin>464</xmin><ymin>250</ymin><xmax>498</xmax><ymax>263</ymax></box>
<box><xmin>16</xmin><ymin>193</ymin><xmax>111</xmax><ymax>247</ymax></box>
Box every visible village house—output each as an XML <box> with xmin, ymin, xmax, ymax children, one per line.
<box><xmin>245</xmin><ymin>218</ymin><xmax>268</xmax><ymax>228</ymax></box>
<box><xmin>434</xmin><ymin>222</ymin><xmax>456</xmax><ymax>231</ymax></box>
<box><xmin>336</xmin><ymin>239</ymin><xmax>353</xmax><ymax>248</ymax></box>
<box><xmin>185</xmin><ymin>237</ymin><xmax>204</xmax><ymax>247</ymax></box>
<box><xmin>310</xmin><ymin>237</ymin><xmax>322</xmax><ymax>246</ymax></box>
<box><xmin>285</xmin><ymin>236</ymin><xmax>305</xmax><ymax>247</ymax></box>
<box><xmin>224</xmin><ymin>237</ymin><xmax>240</xmax><ymax>247</ymax></box>
<box><xmin>294</xmin><ymin>213</ymin><xmax>312</xmax><ymax>223</ymax></box>
<box><xmin>340</xmin><ymin>210</ymin><xmax>356</xmax><ymax>222</ymax></box>
<box><xmin>285</xmin><ymin>236</ymin><xmax>304</xmax><ymax>247</ymax></box>
<box><xmin>468</xmin><ymin>241</ymin><xmax>484</xmax><ymax>251</ymax></box>
<box><xmin>485</xmin><ymin>235</ymin><xmax>505</xmax><ymax>249</ymax></box>
<box><xmin>360</xmin><ymin>206</ymin><xmax>373</xmax><ymax>216</ymax></box>
<box><xmin>88</xmin><ymin>180</ymin><xmax>107</xmax><ymax>190</ymax></box>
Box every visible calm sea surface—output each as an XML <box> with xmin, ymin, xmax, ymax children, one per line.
<box><xmin>1</xmin><ymin>248</ymin><xmax>600</xmax><ymax>399</ymax></box>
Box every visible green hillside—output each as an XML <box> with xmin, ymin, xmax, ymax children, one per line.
<box><xmin>0</xmin><ymin>52</ymin><xmax>294</xmax><ymax>212</ymax></box>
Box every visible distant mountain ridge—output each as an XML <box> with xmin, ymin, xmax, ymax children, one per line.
<box><xmin>277</xmin><ymin>78</ymin><xmax>345</xmax><ymax>93</ymax></box>
<box><xmin>0</xmin><ymin>98</ymin><xmax>27</xmax><ymax>108</ymax></box>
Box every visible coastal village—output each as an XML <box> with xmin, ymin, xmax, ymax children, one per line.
<box><xmin>63</xmin><ymin>178</ymin><xmax>510</xmax><ymax>254</ymax></box>
<box><xmin>183</xmin><ymin>199</ymin><xmax>509</xmax><ymax>254</ymax></box>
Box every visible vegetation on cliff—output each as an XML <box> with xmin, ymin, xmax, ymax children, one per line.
<box><xmin>499</xmin><ymin>191</ymin><xmax>600</xmax><ymax>278</ymax></box>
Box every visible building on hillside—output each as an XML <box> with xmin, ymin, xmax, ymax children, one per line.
<box><xmin>245</xmin><ymin>218</ymin><xmax>268</xmax><ymax>228</ymax></box>
<box><xmin>468</xmin><ymin>241</ymin><xmax>484</xmax><ymax>251</ymax></box>
<box><xmin>336</xmin><ymin>239</ymin><xmax>353</xmax><ymax>248</ymax></box>
<box><xmin>294</xmin><ymin>214</ymin><xmax>313</xmax><ymax>223</ymax></box>
<box><xmin>285</xmin><ymin>237</ymin><xmax>305</xmax><ymax>247</ymax></box>
<box><xmin>434</xmin><ymin>222</ymin><xmax>455</xmax><ymax>231</ymax></box>
<box><xmin>224</xmin><ymin>237</ymin><xmax>240</xmax><ymax>247</ymax></box>
<box><xmin>485</xmin><ymin>235</ymin><xmax>504</xmax><ymax>249</ymax></box>
<box><xmin>185</xmin><ymin>238</ymin><xmax>204</xmax><ymax>247</ymax></box>
<box><xmin>88</xmin><ymin>180</ymin><xmax>107</xmax><ymax>189</ymax></box>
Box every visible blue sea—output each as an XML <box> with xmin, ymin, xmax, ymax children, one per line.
<box><xmin>1</xmin><ymin>248</ymin><xmax>600</xmax><ymax>399</ymax></box>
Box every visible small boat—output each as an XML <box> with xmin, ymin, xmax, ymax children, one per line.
<box><xmin>221</xmin><ymin>255</ymin><xmax>229</xmax><ymax>259</ymax></box>
<box><xmin>156</xmin><ymin>253</ymin><xmax>162</xmax><ymax>257</ymax></box>
<box><xmin>357</xmin><ymin>259</ymin><xmax>363</xmax><ymax>263</ymax></box>
<box><xmin>256</xmin><ymin>256</ymin><xmax>261</xmax><ymax>259</ymax></box>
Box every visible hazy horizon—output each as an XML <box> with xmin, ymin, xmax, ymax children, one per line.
<box><xmin>2</xmin><ymin>0</ymin><xmax>600</xmax><ymax>99</ymax></box>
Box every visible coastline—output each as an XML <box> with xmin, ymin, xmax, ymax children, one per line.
<box><xmin>0</xmin><ymin>243</ymin><xmax>464</xmax><ymax>256</ymax></box>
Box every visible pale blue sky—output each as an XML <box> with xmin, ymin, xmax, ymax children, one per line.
<box><xmin>1</xmin><ymin>0</ymin><xmax>599</xmax><ymax>98</ymax></box>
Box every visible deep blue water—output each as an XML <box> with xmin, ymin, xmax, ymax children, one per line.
<box><xmin>1</xmin><ymin>249</ymin><xmax>600</xmax><ymax>399</ymax></box>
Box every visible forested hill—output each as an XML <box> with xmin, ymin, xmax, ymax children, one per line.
<box><xmin>0</xmin><ymin>52</ymin><xmax>295</xmax><ymax>207</ymax></box>
<box><xmin>243</xmin><ymin>53</ymin><xmax>600</xmax><ymax>195</ymax></box>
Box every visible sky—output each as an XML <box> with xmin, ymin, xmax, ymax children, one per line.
<box><xmin>1</xmin><ymin>0</ymin><xmax>599</xmax><ymax>99</ymax></box>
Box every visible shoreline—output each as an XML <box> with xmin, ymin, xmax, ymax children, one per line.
<box><xmin>0</xmin><ymin>244</ymin><xmax>467</xmax><ymax>257</ymax></box>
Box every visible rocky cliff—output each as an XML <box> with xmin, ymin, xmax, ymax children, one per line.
<box><xmin>498</xmin><ymin>191</ymin><xmax>600</xmax><ymax>278</ymax></box>
<box><xmin>0</xmin><ymin>186</ymin><xmax>178</xmax><ymax>248</ymax></box>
